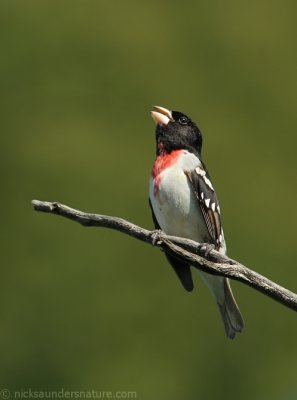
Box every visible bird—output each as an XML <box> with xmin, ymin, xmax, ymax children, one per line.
<box><xmin>149</xmin><ymin>105</ymin><xmax>244</xmax><ymax>339</ymax></box>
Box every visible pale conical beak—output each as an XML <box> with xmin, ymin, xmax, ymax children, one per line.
<box><xmin>150</xmin><ymin>106</ymin><xmax>173</xmax><ymax>126</ymax></box>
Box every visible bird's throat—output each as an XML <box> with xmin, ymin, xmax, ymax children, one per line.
<box><xmin>152</xmin><ymin>149</ymin><xmax>182</xmax><ymax>196</ymax></box>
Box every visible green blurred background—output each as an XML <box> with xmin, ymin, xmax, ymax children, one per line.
<box><xmin>1</xmin><ymin>1</ymin><xmax>297</xmax><ymax>399</ymax></box>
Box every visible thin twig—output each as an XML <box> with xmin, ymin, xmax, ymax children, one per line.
<box><xmin>31</xmin><ymin>199</ymin><xmax>297</xmax><ymax>312</ymax></box>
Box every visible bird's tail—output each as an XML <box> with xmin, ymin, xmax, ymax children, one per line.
<box><xmin>218</xmin><ymin>278</ymin><xmax>244</xmax><ymax>339</ymax></box>
<box><xmin>199</xmin><ymin>272</ymin><xmax>244</xmax><ymax>339</ymax></box>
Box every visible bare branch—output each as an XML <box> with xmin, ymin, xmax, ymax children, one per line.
<box><xmin>31</xmin><ymin>199</ymin><xmax>297</xmax><ymax>312</ymax></box>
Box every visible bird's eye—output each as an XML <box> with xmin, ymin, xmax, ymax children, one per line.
<box><xmin>179</xmin><ymin>116</ymin><xmax>188</xmax><ymax>125</ymax></box>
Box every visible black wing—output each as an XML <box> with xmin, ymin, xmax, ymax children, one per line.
<box><xmin>185</xmin><ymin>165</ymin><xmax>223</xmax><ymax>250</ymax></box>
<box><xmin>149</xmin><ymin>199</ymin><xmax>194</xmax><ymax>292</ymax></box>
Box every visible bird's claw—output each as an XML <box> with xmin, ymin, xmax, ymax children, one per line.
<box><xmin>151</xmin><ymin>229</ymin><xmax>163</xmax><ymax>246</ymax></box>
<box><xmin>200</xmin><ymin>243</ymin><xmax>215</xmax><ymax>258</ymax></box>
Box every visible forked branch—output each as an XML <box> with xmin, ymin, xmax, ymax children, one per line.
<box><xmin>31</xmin><ymin>199</ymin><xmax>297</xmax><ymax>312</ymax></box>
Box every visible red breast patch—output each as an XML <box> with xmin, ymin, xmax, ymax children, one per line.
<box><xmin>152</xmin><ymin>150</ymin><xmax>182</xmax><ymax>196</ymax></box>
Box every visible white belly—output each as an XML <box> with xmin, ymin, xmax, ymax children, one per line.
<box><xmin>149</xmin><ymin>165</ymin><xmax>210</xmax><ymax>243</ymax></box>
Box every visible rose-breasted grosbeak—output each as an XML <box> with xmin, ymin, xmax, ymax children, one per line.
<box><xmin>149</xmin><ymin>106</ymin><xmax>244</xmax><ymax>339</ymax></box>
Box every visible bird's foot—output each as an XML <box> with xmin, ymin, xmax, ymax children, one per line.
<box><xmin>200</xmin><ymin>243</ymin><xmax>215</xmax><ymax>259</ymax></box>
<box><xmin>151</xmin><ymin>229</ymin><xmax>163</xmax><ymax>246</ymax></box>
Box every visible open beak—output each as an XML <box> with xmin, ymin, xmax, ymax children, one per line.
<box><xmin>151</xmin><ymin>106</ymin><xmax>173</xmax><ymax>126</ymax></box>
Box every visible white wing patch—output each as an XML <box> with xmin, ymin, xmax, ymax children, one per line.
<box><xmin>195</xmin><ymin>167</ymin><xmax>214</xmax><ymax>191</ymax></box>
